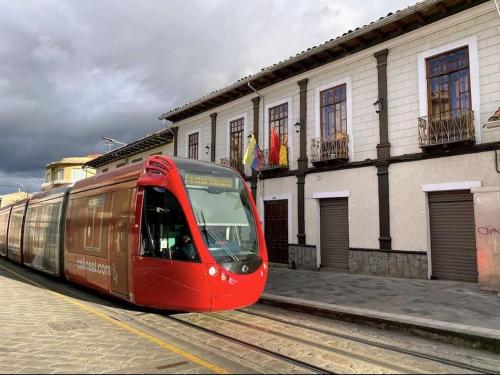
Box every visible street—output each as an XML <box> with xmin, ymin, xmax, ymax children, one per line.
<box><xmin>1</xmin><ymin>258</ymin><xmax>499</xmax><ymax>374</ymax></box>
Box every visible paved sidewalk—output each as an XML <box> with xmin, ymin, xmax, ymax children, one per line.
<box><xmin>262</xmin><ymin>268</ymin><xmax>500</xmax><ymax>351</ymax></box>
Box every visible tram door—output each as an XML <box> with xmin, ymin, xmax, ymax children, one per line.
<box><xmin>109</xmin><ymin>188</ymin><xmax>132</xmax><ymax>297</ymax></box>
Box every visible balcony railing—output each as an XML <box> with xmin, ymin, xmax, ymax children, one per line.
<box><xmin>418</xmin><ymin>111</ymin><xmax>475</xmax><ymax>148</ymax></box>
<box><xmin>310</xmin><ymin>134</ymin><xmax>349</xmax><ymax>163</ymax></box>
<box><xmin>219</xmin><ymin>157</ymin><xmax>244</xmax><ymax>175</ymax></box>
<box><xmin>261</xmin><ymin>147</ymin><xmax>288</xmax><ymax>171</ymax></box>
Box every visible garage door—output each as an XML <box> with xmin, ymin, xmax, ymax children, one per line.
<box><xmin>320</xmin><ymin>198</ymin><xmax>349</xmax><ymax>271</ymax></box>
<box><xmin>429</xmin><ymin>190</ymin><xmax>477</xmax><ymax>282</ymax></box>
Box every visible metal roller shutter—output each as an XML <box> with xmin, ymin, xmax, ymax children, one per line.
<box><xmin>320</xmin><ymin>198</ymin><xmax>349</xmax><ymax>271</ymax></box>
<box><xmin>428</xmin><ymin>190</ymin><xmax>477</xmax><ymax>282</ymax></box>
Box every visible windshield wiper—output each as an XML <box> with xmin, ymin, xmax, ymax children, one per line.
<box><xmin>198</xmin><ymin>209</ymin><xmax>240</xmax><ymax>263</ymax></box>
<box><xmin>196</xmin><ymin>210</ymin><xmax>210</xmax><ymax>245</ymax></box>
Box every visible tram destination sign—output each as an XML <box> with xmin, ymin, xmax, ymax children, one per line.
<box><xmin>185</xmin><ymin>173</ymin><xmax>234</xmax><ymax>189</ymax></box>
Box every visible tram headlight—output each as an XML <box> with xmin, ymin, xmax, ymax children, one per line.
<box><xmin>208</xmin><ymin>266</ymin><xmax>218</xmax><ymax>277</ymax></box>
<box><xmin>263</xmin><ymin>262</ymin><xmax>268</xmax><ymax>270</ymax></box>
<box><xmin>221</xmin><ymin>273</ymin><xmax>228</xmax><ymax>281</ymax></box>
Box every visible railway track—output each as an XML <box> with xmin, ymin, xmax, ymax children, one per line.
<box><xmin>171</xmin><ymin>312</ymin><xmax>440</xmax><ymax>374</ymax></box>
<box><xmin>167</xmin><ymin>315</ymin><xmax>333</xmax><ymax>374</ymax></box>
<box><xmin>238</xmin><ymin>307</ymin><xmax>495</xmax><ymax>374</ymax></box>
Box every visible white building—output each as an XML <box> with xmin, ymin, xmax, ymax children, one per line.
<box><xmin>87</xmin><ymin>0</ymin><xmax>500</xmax><ymax>282</ymax></box>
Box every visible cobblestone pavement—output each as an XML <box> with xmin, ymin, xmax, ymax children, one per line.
<box><xmin>0</xmin><ymin>259</ymin><xmax>245</xmax><ymax>374</ymax></box>
<box><xmin>265</xmin><ymin>268</ymin><xmax>500</xmax><ymax>331</ymax></box>
<box><xmin>2</xmin><ymin>256</ymin><xmax>500</xmax><ymax>374</ymax></box>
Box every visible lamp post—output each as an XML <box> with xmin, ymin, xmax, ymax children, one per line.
<box><xmin>102</xmin><ymin>137</ymin><xmax>127</xmax><ymax>152</ymax></box>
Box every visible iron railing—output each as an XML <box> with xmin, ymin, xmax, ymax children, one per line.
<box><xmin>219</xmin><ymin>157</ymin><xmax>245</xmax><ymax>175</ymax></box>
<box><xmin>418</xmin><ymin>111</ymin><xmax>475</xmax><ymax>148</ymax></box>
<box><xmin>310</xmin><ymin>134</ymin><xmax>349</xmax><ymax>163</ymax></box>
<box><xmin>261</xmin><ymin>147</ymin><xmax>289</xmax><ymax>170</ymax></box>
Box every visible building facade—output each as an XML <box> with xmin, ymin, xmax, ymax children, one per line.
<box><xmin>88</xmin><ymin>0</ymin><xmax>500</xmax><ymax>282</ymax></box>
<box><xmin>0</xmin><ymin>192</ymin><xmax>30</xmax><ymax>208</ymax></box>
<box><xmin>42</xmin><ymin>155</ymin><xmax>100</xmax><ymax>191</ymax></box>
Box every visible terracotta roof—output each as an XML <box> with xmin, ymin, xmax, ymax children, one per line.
<box><xmin>159</xmin><ymin>0</ymin><xmax>488</xmax><ymax>122</ymax></box>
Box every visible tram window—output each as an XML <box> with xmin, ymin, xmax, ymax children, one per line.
<box><xmin>141</xmin><ymin>187</ymin><xmax>199</xmax><ymax>262</ymax></box>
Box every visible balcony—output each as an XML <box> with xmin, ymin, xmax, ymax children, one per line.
<box><xmin>219</xmin><ymin>157</ymin><xmax>244</xmax><ymax>175</ymax></box>
<box><xmin>310</xmin><ymin>134</ymin><xmax>349</xmax><ymax>164</ymax></box>
<box><xmin>261</xmin><ymin>147</ymin><xmax>289</xmax><ymax>171</ymax></box>
<box><xmin>418</xmin><ymin>111</ymin><xmax>475</xmax><ymax>149</ymax></box>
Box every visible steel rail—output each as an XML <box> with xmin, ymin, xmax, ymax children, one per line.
<box><xmin>240</xmin><ymin>308</ymin><xmax>493</xmax><ymax>374</ymax></box>
<box><xmin>167</xmin><ymin>315</ymin><xmax>334</xmax><ymax>374</ymax></box>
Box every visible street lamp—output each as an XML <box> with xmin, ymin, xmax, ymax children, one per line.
<box><xmin>102</xmin><ymin>137</ymin><xmax>127</xmax><ymax>152</ymax></box>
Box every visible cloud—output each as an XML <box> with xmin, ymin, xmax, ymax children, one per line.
<box><xmin>0</xmin><ymin>0</ymin><xmax>417</xmax><ymax>194</ymax></box>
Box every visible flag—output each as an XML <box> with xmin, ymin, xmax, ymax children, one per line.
<box><xmin>269</xmin><ymin>128</ymin><xmax>280</xmax><ymax>164</ymax></box>
<box><xmin>243</xmin><ymin>134</ymin><xmax>256</xmax><ymax>166</ymax></box>
<box><xmin>279</xmin><ymin>144</ymin><xmax>288</xmax><ymax>166</ymax></box>
<box><xmin>251</xmin><ymin>143</ymin><xmax>262</xmax><ymax>171</ymax></box>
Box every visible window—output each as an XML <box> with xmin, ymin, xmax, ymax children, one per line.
<box><xmin>116</xmin><ymin>162</ymin><xmax>125</xmax><ymax>168</ymax></box>
<box><xmin>150</xmin><ymin>152</ymin><xmax>162</xmax><ymax>156</ymax></box>
<box><xmin>141</xmin><ymin>187</ymin><xmax>198</xmax><ymax>262</ymax></box>
<box><xmin>71</xmin><ymin>168</ymin><xmax>86</xmax><ymax>182</ymax></box>
<box><xmin>131</xmin><ymin>157</ymin><xmax>142</xmax><ymax>163</ymax></box>
<box><xmin>188</xmin><ymin>132</ymin><xmax>199</xmax><ymax>159</ymax></box>
<box><xmin>426</xmin><ymin>47</ymin><xmax>470</xmax><ymax>120</ymax></box>
<box><xmin>229</xmin><ymin>118</ymin><xmax>244</xmax><ymax>172</ymax></box>
<box><xmin>55</xmin><ymin>169</ymin><xmax>64</xmax><ymax>181</ymax></box>
<box><xmin>102</xmin><ymin>168</ymin><xmax>109</xmax><ymax>173</ymax></box>
<box><xmin>269</xmin><ymin>103</ymin><xmax>288</xmax><ymax>146</ymax></box>
<box><xmin>320</xmin><ymin>84</ymin><xmax>347</xmax><ymax>138</ymax></box>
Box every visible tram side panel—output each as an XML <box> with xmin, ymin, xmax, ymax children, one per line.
<box><xmin>23</xmin><ymin>191</ymin><xmax>66</xmax><ymax>276</ymax></box>
<box><xmin>0</xmin><ymin>207</ymin><xmax>12</xmax><ymax>257</ymax></box>
<box><xmin>7</xmin><ymin>200</ymin><xmax>28</xmax><ymax>264</ymax></box>
<box><xmin>65</xmin><ymin>192</ymin><xmax>111</xmax><ymax>293</ymax></box>
<box><xmin>65</xmin><ymin>182</ymin><xmax>136</xmax><ymax>300</ymax></box>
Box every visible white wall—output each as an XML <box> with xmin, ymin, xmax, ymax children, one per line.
<box><xmin>305</xmin><ymin>166</ymin><xmax>379</xmax><ymax>250</ymax></box>
<box><xmin>387</xmin><ymin>2</ymin><xmax>500</xmax><ymax>156</ymax></box>
<box><xmin>390</xmin><ymin>151</ymin><xmax>500</xmax><ymax>252</ymax></box>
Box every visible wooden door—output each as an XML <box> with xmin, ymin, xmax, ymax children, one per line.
<box><xmin>264</xmin><ymin>200</ymin><xmax>288</xmax><ymax>264</ymax></box>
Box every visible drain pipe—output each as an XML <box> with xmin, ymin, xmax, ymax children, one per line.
<box><xmin>247</xmin><ymin>81</ymin><xmax>265</xmax><ymax>145</ymax></box>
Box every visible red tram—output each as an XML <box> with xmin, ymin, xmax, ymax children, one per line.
<box><xmin>0</xmin><ymin>156</ymin><xmax>268</xmax><ymax>311</ymax></box>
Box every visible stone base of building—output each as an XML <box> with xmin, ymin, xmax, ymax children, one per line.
<box><xmin>288</xmin><ymin>244</ymin><xmax>318</xmax><ymax>271</ymax></box>
<box><xmin>349</xmin><ymin>249</ymin><xmax>428</xmax><ymax>279</ymax></box>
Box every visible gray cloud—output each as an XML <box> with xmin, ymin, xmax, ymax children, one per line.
<box><xmin>0</xmin><ymin>0</ymin><xmax>417</xmax><ymax>194</ymax></box>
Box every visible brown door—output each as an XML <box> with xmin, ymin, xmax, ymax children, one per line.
<box><xmin>429</xmin><ymin>190</ymin><xmax>477</xmax><ymax>282</ymax></box>
<box><xmin>264</xmin><ymin>200</ymin><xmax>288</xmax><ymax>264</ymax></box>
<box><xmin>320</xmin><ymin>198</ymin><xmax>349</xmax><ymax>271</ymax></box>
<box><xmin>109</xmin><ymin>189</ymin><xmax>132</xmax><ymax>296</ymax></box>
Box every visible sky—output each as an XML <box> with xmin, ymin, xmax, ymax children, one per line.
<box><xmin>0</xmin><ymin>0</ymin><xmax>418</xmax><ymax>194</ymax></box>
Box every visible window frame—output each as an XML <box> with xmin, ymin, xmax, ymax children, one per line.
<box><xmin>417</xmin><ymin>36</ymin><xmax>481</xmax><ymax>143</ymax></box>
<box><xmin>186</xmin><ymin>129</ymin><xmax>201</xmax><ymax>160</ymax></box>
<box><xmin>319</xmin><ymin>83</ymin><xmax>348</xmax><ymax>139</ymax></box>
<box><xmin>268</xmin><ymin>102</ymin><xmax>289</xmax><ymax>147</ymax></box>
<box><xmin>425</xmin><ymin>46</ymin><xmax>471</xmax><ymax>121</ymax></box>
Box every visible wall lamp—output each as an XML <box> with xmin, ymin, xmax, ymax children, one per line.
<box><xmin>373</xmin><ymin>97</ymin><xmax>383</xmax><ymax>114</ymax></box>
<box><xmin>205</xmin><ymin>145</ymin><xmax>210</xmax><ymax>155</ymax></box>
<box><xmin>294</xmin><ymin>121</ymin><xmax>301</xmax><ymax>133</ymax></box>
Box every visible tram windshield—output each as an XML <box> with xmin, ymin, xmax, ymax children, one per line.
<box><xmin>180</xmin><ymin>168</ymin><xmax>258</xmax><ymax>263</ymax></box>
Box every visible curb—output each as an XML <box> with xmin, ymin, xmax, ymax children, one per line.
<box><xmin>259</xmin><ymin>293</ymin><xmax>500</xmax><ymax>354</ymax></box>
